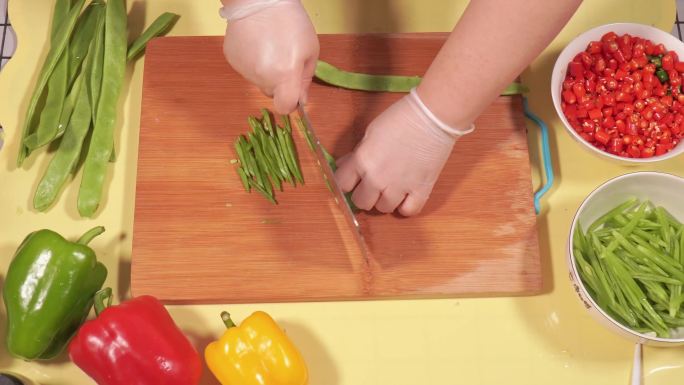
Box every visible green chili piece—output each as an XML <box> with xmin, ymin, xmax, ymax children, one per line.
<box><xmin>656</xmin><ymin>68</ymin><xmax>669</xmax><ymax>84</ymax></box>
<box><xmin>17</xmin><ymin>0</ymin><xmax>87</xmax><ymax>166</ymax></box>
<box><xmin>127</xmin><ymin>12</ymin><xmax>180</xmax><ymax>61</ymax></box>
<box><xmin>77</xmin><ymin>0</ymin><xmax>127</xmax><ymax>217</ymax></box>
<box><xmin>648</xmin><ymin>55</ymin><xmax>663</xmax><ymax>68</ymax></box>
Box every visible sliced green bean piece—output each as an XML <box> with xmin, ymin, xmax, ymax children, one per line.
<box><xmin>276</xmin><ymin>128</ymin><xmax>298</xmax><ymax>185</ymax></box>
<box><xmin>251</xmin><ymin>181</ymin><xmax>276</xmax><ymax>204</ymax></box>
<box><xmin>620</xmin><ymin>201</ymin><xmax>648</xmax><ymax>236</ymax></box>
<box><xmin>261</xmin><ymin>109</ymin><xmax>273</xmax><ymax>134</ymax></box>
<box><xmin>281</xmin><ymin>115</ymin><xmax>292</xmax><ymax>133</ymax></box>
<box><xmin>633</xmin><ymin>273</ymin><xmax>683</xmax><ymax>285</ymax></box>
<box><xmin>127</xmin><ymin>12</ymin><xmax>180</xmax><ymax>61</ymax></box>
<box><xmin>669</xmin><ymin>281</ymin><xmax>682</xmax><ymax>317</ymax></box>
<box><xmin>655</xmin><ymin>207</ymin><xmax>672</xmax><ymax>253</ymax></box>
<box><xmin>284</xmin><ymin>131</ymin><xmax>304</xmax><ymax>184</ymax></box>
<box><xmin>680</xmin><ymin>229</ymin><xmax>684</xmax><ymax>264</ymax></box>
<box><xmin>77</xmin><ymin>0</ymin><xmax>127</xmax><ymax>217</ymax></box>
<box><xmin>574</xmin><ymin>248</ymin><xmax>599</xmax><ymax>293</ymax></box>
<box><xmin>588</xmin><ymin>198</ymin><xmax>638</xmax><ymax>233</ymax></box>
<box><xmin>237</xmin><ymin>167</ymin><xmax>250</xmax><ymax>192</ymax></box>
<box><xmin>17</xmin><ymin>0</ymin><xmax>87</xmax><ymax>166</ymax></box>
<box><xmin>269</xmin><ymin>133</ymin><xmax>289</xmax><ymax>180</ymax></box>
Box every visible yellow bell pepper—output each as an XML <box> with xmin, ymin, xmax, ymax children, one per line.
<box><xmin>205</xmin><ymin>311</ymin><xmax>309</xmax><ymax>385</ymax></box>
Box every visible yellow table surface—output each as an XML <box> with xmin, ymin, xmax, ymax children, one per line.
<box><xmin>1</xmin><ymin>1</ymin><xmax>684</xmax><ymax>384</ymax></box>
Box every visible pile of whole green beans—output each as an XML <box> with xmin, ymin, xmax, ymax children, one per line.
<box><xmin>18</xmin><ymin>0</ymin><xmax>178</xmax><ymax>217</ymax></box>
<box><xmin>573</xmin><ymin>198</ymin><xmax>684</xmax><ymax>338</ymax></box>
<box><xmin>233</xmin><ymin>110</ymin><xmax>304</xmax><ymax>204</ymax></box>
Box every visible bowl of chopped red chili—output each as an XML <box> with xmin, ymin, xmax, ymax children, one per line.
<box><xmin>552</xmin><ymin>23</ymin><xmax>684</xmax><ymax>162</ymax></box>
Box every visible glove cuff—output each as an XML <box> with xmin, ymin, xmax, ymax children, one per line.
<box><xmin>219</xmin><ymin>0</ymin><xmax>294</xmax><ymax>22</ymax></box>
<box><xmin>408</xmin><ymin>87</ymin><xmax>475</xmax><ymax>137</ymax></box>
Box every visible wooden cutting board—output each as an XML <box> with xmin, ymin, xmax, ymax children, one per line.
<box><xmin>131</xmin><ymin>34</ymin><xmax>542</xmax><ymax>304</ymax></box>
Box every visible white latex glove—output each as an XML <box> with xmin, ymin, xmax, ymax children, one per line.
<box><xmin>220</xmin><ymin>0</ymin><xmax>319</xmax><ymax>114</ymax></box>
<box><xmin>335</xmin><ymin>88</ymin><xmax>474</xmax><ymax>216</ymax></box>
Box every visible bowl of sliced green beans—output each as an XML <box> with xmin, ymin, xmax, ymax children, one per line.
<box><xmin>568</xmin><ymin>171</ymin><xmax>684</xmax><ymax>345</ymax></box>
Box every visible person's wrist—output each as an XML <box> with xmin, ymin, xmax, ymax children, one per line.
<box><xmin>410</xmin><ymin>87</ymin><xmax>474</xmax><ymax>138</ymax></box>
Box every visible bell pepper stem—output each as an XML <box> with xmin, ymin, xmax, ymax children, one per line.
<box><xmin>77</xmin><ymin>226</ymin><xmax>105</xmax><ymax>245</ymax></box>
<box><xmin>94</xmin><ymin>287</ymin><xmax>113</xmax><ymax>316</ymax></box>
<box><xmin>221</xmin><ymin>311</ymin><xmax>237</xmax><ymax>329</ymax></box>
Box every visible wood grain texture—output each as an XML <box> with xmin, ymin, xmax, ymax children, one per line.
<box><xmin>131</xmin><ymin>34</ymin><xmax>542</xmax><ymax>304</ymax></box>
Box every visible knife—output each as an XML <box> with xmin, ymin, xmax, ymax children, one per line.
<box><xmin>297</xmin><ymin>103</ymin><xmax>371</xmax><ymax>263</ymax></box>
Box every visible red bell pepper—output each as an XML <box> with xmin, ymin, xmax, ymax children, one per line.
<box><xmin>68</xmin><ymin>288</ymin><xmax>202</xmax><ymax>385</ymax></box>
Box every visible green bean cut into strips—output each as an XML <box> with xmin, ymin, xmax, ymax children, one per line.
<box><xmin>574</xmin><ymin>198</ymin><xmax>684</xmax><ymax>338</ymax></box>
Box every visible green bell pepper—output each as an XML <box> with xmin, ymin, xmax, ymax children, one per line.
<box><xmin>3</xmin><ymin>226</ymin><xmax>108</xmax><ymax>361</ymax></box>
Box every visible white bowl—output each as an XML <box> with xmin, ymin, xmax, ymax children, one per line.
<box><xmin>551</xmin><ymin>23</ymin><xmax>684</xmax><ymax>164</ymax></box>
<box><xmin>567</xmin><ymin>171</ymin><xmax>684</xmax><ymax>346</ymax></box>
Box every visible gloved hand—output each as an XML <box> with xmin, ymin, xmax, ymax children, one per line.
<box><xmin>220</xmin><ymin>0</ymin><xmax>319</xmax><ymax>114</ymax></box>
<box><xmin>335</xmin><ymin>88</ymin><xmax>474</xmax><ymax>216</ymax></box>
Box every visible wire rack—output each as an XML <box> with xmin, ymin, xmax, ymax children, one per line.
<box><xmin>1</xmin><ymin>2</ymin><xmax>13</xmax><ymax>70</ymax></box>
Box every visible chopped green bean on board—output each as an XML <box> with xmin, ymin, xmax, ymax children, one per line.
<box><xmin>232</xmin><ymin>110</ymin><xmax>304</xmax><ymax>204</ymax></box>
<box><xmin>574</xmin><ymin>198</ymin><xmax>684</xmax><ymax>338</ymax></box>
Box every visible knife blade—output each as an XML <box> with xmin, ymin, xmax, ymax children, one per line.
<box><xmin>297</xmin><ymin>103</ymin><xmax>370</xmax><ymax>263</ymax></box>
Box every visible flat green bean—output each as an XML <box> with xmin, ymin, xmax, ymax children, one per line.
<box><xmin>78</xmin><ymin>0</ymin><xmax>127</xmax><ymax>217</ymax></box>
<box><xmin>67</xmin><ymin>2</ymin><xmax>104</xmax><ymax>82</ymax></box>
<box><xmin>17</xmin><ymin>0</ymin><xmax>86</xmax><ymax>166</ymax></box>
<box><xmin>33</xmin><ymin>74</ymin><xmax>91</xmax><ymax>211</ymax></box>
<box><xmin>89</xmin><ymin>11</ymin><xmax>106</xmax><ymax>120</ymax></box>
<box><xmin>32</xmin><ymin>12</ymin><xmax>106</xmax><ymax>211</ymax></box>
<box><xmin>314</xmin><ymin>59</ymin><xmax>530</xmax><ymax>95</ymax></box>
<box><xmin>127</xmin><ymin>12</ymin><xmax>179</xmax><ymax>61</ymax></box>
<box><xmin>28</xmin><ymin>0</ymin><xmax>72</xmax><ymax>150</ymax></box>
